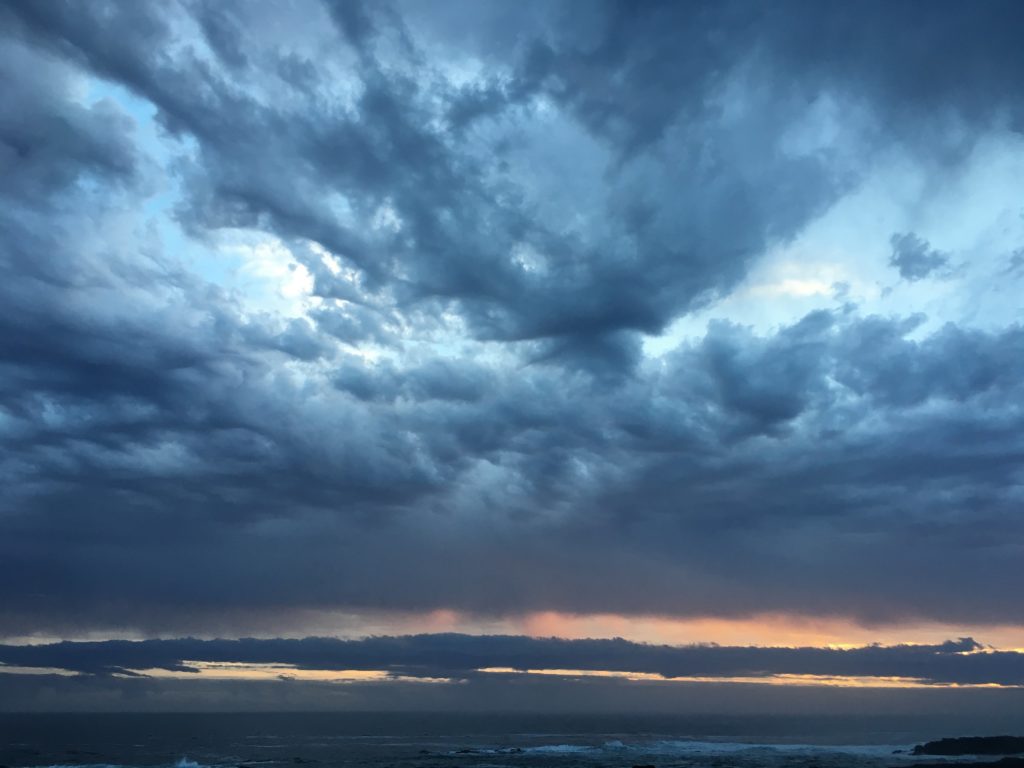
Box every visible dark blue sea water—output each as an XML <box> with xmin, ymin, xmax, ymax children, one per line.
<box><xmin>0</xmin><ymin>713</ymin><xmax>1016</xmax><ymax>768</ymax></box>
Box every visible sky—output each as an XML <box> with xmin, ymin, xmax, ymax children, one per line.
<box><xmin>2</xmin><ymin>0</ymin><xmax>1024</xmax><ymax>713</ymax></box>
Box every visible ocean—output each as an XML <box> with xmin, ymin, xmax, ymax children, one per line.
<box><xmin>1</xmin><ymin>713</ymin><xmax>1018</xmax><ymax>768</ymax></box>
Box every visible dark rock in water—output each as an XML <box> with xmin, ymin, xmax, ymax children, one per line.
<box><xmin>908</xmin><ymin>759</ymin><xmax>1024</xmax><ymax>768</ymax></box>
<box><xmin>632</xmin><ymin>764</ymin><xmax>657</xmax><ymax>768</ymax></box>
<box><xmin>913</xmin><ymin>737</ymin><xmax>1024</xmax><ymax>756</ymax></box>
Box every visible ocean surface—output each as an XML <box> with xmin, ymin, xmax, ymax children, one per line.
<box><xmin>0</xmin><ymin>713</ymin><xmax>1017</xmax><ymax>768</ymax></box>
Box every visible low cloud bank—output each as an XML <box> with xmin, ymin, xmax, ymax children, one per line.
<box><xmin>2</xmin><ymin>634</ymin><xmax>1021</xmax><ymax>686</ymax></box>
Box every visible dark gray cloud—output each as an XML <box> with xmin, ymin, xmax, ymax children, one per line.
<box><xmin>0</xmin><ymin>0</ymin><xmax>846</xmax><ymax>368</ymax></box>
<box><xmin>3</xmin><ymin>635</ymin><xmax>1022</xmax><ymax>687</ymax></box>
<box><xmin>890</xmin><ymin>233</ymin><xmax>950</xmax><ymax>281</ymax></box>
<box><xmin>0</xmin><ymin>0</ymin><xmax>1023</xmax><ymax>642</ymax></box>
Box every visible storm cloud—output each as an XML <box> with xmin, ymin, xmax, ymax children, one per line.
<box><xmin>1</xmin><ymin>0</ymin><xmax>1024</xmax><ymax>642</ymax></box>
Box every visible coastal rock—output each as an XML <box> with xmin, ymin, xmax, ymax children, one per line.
<box><xmin>909</xmin><ymin>759</ymin><xmax>1024</xmax><ymax>768</ymax></box>
<box><xmin>913</xmin><ymin>737</ymin><xmax>1024</xmax><ymax>756</ymax></box>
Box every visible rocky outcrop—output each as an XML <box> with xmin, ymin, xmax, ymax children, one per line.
<box><xmin>913</xmin><ymin>737</ymin><xmax>1024</xmax><ymax>756</ymax></box>
<box><xmin>910</xmin><ymin>759</ymin><xmax>1024</xmax><ymax>768</ymax></box>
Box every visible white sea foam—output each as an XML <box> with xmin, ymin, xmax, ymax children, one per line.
<box><xmin>521</xmin><ymin>744</ymin><xmax>600</xmax><ymax>754</ymax></box>
<box><xmin>443</xmin><ymin>739</ymin><xmax>919</xmax><ymax>760</ymax></box>
<box><xmin>445</xmin><ymin>744</ymin><xmax>600</xmax><ymax>756</ymax></box>
<box><xmin>25</xmin><ymin>763</ymin><xmax>211</xmax><ymax>768</ymax></box>
<box><xmin>639</xmin><ymin>740</ymin><xmax>917</xmax><ymax>757</ymax></box>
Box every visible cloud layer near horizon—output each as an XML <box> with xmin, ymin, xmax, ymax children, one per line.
<box><xmin>1</xmin><ymin>0</ymin><xmax>1024</xmax><ymax>640</ymax></box>
<box><xmin>3</xmin><ymin>635</ymin><xmax>1023</xmax><ymax>687</ymax></box>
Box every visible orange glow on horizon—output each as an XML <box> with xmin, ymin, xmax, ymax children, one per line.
<box><xmin>131</xmin><ymin>661</ymin><xmax>452</xmax><ymax>683</ymax></box>
<box><xmin>505</xmin><ymin>611</ymin><xmax>1024</xmax><ymax>649</ymax></box>
<box><xmin>475</xmin><ymin>667</ymin><xmax>947</xmax><ymax>688</ymax></box>
<box><xmin>4</xmin><ymin>610</ymin><xmax>1024</xmax><ymax>654</ymax></box>
<box><xmin>334</xmin><ymin>609</ymin><xmax>1024</xmax><ymax>652</ymax></box>
<box><xmin>4</xmin><ymin>660</ymin><xmax>1021</xmax><ymax>689</ymax></box>
<box><xmin>194</xmin><ymin>607</ymin><xmax>1021</xmax><ymax>652</ymax></box>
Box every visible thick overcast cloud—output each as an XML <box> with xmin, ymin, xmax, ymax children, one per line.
<box><xmin>2</xmin><ymin>0</ymin><xmax>1024</xmax><ymax>639</ymax></box>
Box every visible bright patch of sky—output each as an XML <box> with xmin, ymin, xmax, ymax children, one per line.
<box><xmin>646</xmin><ymin>129</ymin><xmax>1024</xmax><ymax>355</ymax></box>
<box><xmin>73</xmin><ymin>50</ymin><xmax>1024</xmax><ymax>375</ymax></box>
